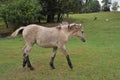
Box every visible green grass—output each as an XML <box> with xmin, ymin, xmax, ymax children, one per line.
<box><xmin>0</xmin><ymin>12</ymin><xmax>120</xmax><ymax>80</ymax></box>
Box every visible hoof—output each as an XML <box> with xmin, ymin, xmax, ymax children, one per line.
<box><xmin>69</xmin><ymin>64</ymin><xmax>73</xmax><ymax>69</ymax></box>
<box><xmin>50</xmin><ymin>65</ymin><xmax>55</xmax><ymax>69</ymax></box>
<box><xmin>23</xmin><ymin>63</ymin><xmax>26</xmax><ymax>68</ymax></box>
<box><xmin>51</xmin><ymin>67</ymin><xmax>55</xmax><ymax>69</ymax></box>
<box><xmin>68</xmin><ymin>63</ymin><xmax>73</xmax><ymax>69</ymax></box>
<box><xmin>29</xmin><ymin>67</ymin><xmax>34</xmax><ymax>70</ymax></box>
<box><xmin>50</xmin><ymin>63</ymin><xmax>55</xmax><ymax>69</ymax></box>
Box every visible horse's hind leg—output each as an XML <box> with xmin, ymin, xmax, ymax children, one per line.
<box><xmin>22</xmin><ymin>45</ymin><xmax>27</xmax><ymax>67</ymax></box>
<box><xmin>22</xmin><ymin>44</ymin><xmax>34</xmax><ymax>70</ymax></box>
<box><xmin>26</xmin><ymin>55</ymin><xmax>34</xmax><ymax>70</ymax></box>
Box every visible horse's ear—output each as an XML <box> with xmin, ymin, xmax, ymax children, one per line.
<box><xmin>68</xmin><ymin>23</ymin><xmax>76</xmax><ymax>30</ymax></box>
<box><xmin>68</xmin><ymin>24</ymin><xmax>70</xmax><ymax>30</ymax></box>
<box><xmin>79</xmin><ymin>24</ymin><xmax>82</xmax><ymax>27</ymax></box>
<box><xmin>56</xmin><ymin>25</ymin><xmax>61</xmax><ymax>30</ymax></box>
<box><xmin>79</xmin><ymin>24</ymin><xmax>83</xmax><ymax>29</ymax></box>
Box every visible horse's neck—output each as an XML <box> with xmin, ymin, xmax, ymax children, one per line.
<box><xmin>66</xmin><ymin>31</ymin><xmax>75</xmax><ymax>40</ymax></box>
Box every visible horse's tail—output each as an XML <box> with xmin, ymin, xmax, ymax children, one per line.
<box><xmin>11</xmin><ymin>27</ymin><xmax>25</xmax><ymax>37</ymax></box>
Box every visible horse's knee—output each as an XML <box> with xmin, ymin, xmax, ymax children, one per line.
<box><xmin>22</xmin><ymin>46</ymin><xmax>32</xmax><ymax>56</ymax></box>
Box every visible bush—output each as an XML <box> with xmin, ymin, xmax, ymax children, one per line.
<box><xmin>0</xmin><ymin>0</ymin><xmax>42</xmax><ymax>30</ymax></box>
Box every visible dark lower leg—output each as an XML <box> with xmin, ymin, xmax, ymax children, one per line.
<box><xmin>23</xmin><ymin>54</ymin><xmax>27</xmax><ymax>67</ymax></box>
<box><xmin>66</xmin><ymin>55</ymin><xmax>73</xmax><ymax>69</ymax></box>
<box><xmin>26</xmin><ymin>56</ymin><xmax>34</xmax><ymax>70</ymax></box>
<box><xmin>23</xmin><ymin>58</ymin><xmax>27</xmax><ymax>67</ymax></box>
<box><xmin>50</xmin><ymin>57</ymin><xmax>55</xmax><ymax>69</ymax></box>
<box><xmin>49</xmin><ymin>47</ymin><xmax>57</xmax><ymax>69</ymax></box>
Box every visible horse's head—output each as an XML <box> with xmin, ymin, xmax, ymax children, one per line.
<box><xmin>68</xmin><ymin>23</ymin><xmax>86</xmax><ymax>42</ymax></box>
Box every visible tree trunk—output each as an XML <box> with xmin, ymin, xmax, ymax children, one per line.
<box><xmin>47</xmin><ymin>14</ymin><xmax>51</xmax><ymax>23</ymax></box>
<box><xmin>47</xmin><ymin>14</ymin><xmax>55</xmax><ymax>23</ymax></box>
<box><xmin>57</xmin><ymin>13</ymin><xmax>61</xmax><ymax>22</ymax></box>
<box><xmin>3</xmin><ymin>18</ymin><xmax>9</xmax><ymax>28</ymax></box>
<box><xmin>57</xmin><ymin>13</ymin><xmax>63</xmax><ymax>22</ymax></box>
<box><xmin>51</xmin><ymin>13</ymin><xmax>55</xmax><ymax>22</ymax></box>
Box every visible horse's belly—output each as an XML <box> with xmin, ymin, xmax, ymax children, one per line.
<box><xmin>37</xmin><ymin>40</ymin><xmax>57</xmax><ymax>48</ymax></box>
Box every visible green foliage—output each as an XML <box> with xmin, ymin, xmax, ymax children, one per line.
<box><xmin>83</xmin><ymin>0</ymin><xmax>100</xmax><ymax>13</ymax></box>
<box><xmin>0</xmin><ymin>0</ymin><xmax>42</xmax><ymax>30</ymax></box>
<box><xmin>66</xmin><ymin>0</ymin><xmax>101</xmax><ymax>13</ymax></box>
<box><xmin>69</xmin><ymin>0</ymin><xmax>84</xmax><ymax>13</ymax></box>
<box><xmin>89</xmin><ymin>0</ymin><xmax>101</xmax><ymax>12</ymax></box>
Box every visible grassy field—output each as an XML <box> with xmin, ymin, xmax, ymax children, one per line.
<box><xmin>0</xmin><ymin>12</ymin><xmax>120</xmax><ymax>80</ymax></box>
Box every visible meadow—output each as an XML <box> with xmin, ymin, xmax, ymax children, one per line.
<box><xmin>0</xmin><ymin>12</ymin><xmax>120</xmax><ymax>80</ymax></box>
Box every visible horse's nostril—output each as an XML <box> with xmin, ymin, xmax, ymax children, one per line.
<box><xmin>83</xmin><ymin>40</ymin><xmax>86</xmax><ymax>42</ymax></box>
<box><xmin>81</xmin><ymin>38</ymin><xmax>86</xmax><ymax>42</ymax></box>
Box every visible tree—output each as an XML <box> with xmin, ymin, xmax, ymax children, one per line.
<box><xmin>89</xmin><ymin>0</ymin><xmax>101</xmax><ymax>12</ymax></box>
<box><xmin>112</xmin><ymin>1</ymin><xmax>119</xmax><ymax>11</ymax></box>
<box><xmin>0</xmin><ymin>0</ymin><xmax>42</xmax><ymax>30</ymax></box>
<box><xmin>83</xmin><ymin>0</ymin><xmax>91</xmax><ymax>13</ymax></box>
<box><xmin>39</xmin><ymin>0</ymin><xmax>57</xmax><ymax>23</ymax></box>
<box><xmin>0</xmin><ymin>0</ymin><xmax>13</xmax><ymax>28</ymax></box>
<box><xmin>83</xmin><ymin>0</ymin><xmax>100</xmax><ymax>13</ymax></box>
<box><xmin>39</xmin><ymin>0</ymin><xmax>70</xmax><ymax>23</ymax></box>
<box><xmin>102</xmin><ymin>0</ymin><xmax>111</xmax><ymax>11</ymax></box>
<box><xmin>56</xmin><ymin>0</ymin><xmax>71</xmax><ymax>22</ymax></box>
<box><xmin>70</xmin><ymin>0</ymin><xmax>84</xmax><ymax>13</ymax></box>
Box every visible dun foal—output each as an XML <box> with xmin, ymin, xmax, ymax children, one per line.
<box><xmin>11</xmin><ymin>23</ymin><xmax>86</xmax><ymax>70</ymax></box>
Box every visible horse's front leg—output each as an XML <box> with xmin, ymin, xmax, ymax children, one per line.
<box><xmin>50</xmin><ymin>47</ymin><xmax>58</xmax><ymax>69</ymax></box>
<box><xmin>60</xmin><ymin>46</ymin><xmax>73</xmax><ymax>69</ymax></box>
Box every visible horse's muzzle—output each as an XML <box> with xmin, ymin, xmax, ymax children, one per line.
<box><xmin>81</xmin><ymin>38</ymin><xmax>86</xmax><ymax>42</ymax></box>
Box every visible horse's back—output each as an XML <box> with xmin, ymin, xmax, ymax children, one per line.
<box><xmin>22</xmin><ymin>24</ymin><xmax>58</xmax><ymax>45</ymax></box>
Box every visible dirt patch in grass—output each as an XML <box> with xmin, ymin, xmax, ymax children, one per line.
<box><xmin>0</xmin><ymin>32</ymin><xmax>12</xmax><ymax>38</ymax></box>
